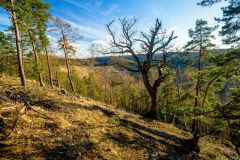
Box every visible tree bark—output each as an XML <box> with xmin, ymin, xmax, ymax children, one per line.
<box><xmin>45</xmin><ymin>47</ymin><xmax>53</xmax><ymax>88</ymax></box>
<box><xmin>143</xmin><ymin>90</ymin><xmax>158</xmax><ymax>118</ymax></box>
<box><xmin>63</xmin><ymin>45</ymin><xmax>75</xmax><ymax>93</ymax></box>
<box><xmin>11</xmin><ymin>0</ymin><xmax>26</xmax><ymax>86</ymax></box>
<box><xmin>28</xmin><ymin>30</ymin><xmax>44</xmax><ymax>87</ymax></box>
<box><xmin>191</xmin><ymin>44</ymin><xmax>203</xmax><ymax>153</ymax></box>
<box><xmin>0</xmin><ymin>51</ymin><xmax>3</xmax><ymax>77</ymax></box>
<box><xmin>55</xmin><ymin>71</ymin><xmax>60</xmax><ymax>88</ymax></box>
<box><xmin>104</xmin><ymin>85</ymin><xmax>107</xmax><ymax>103</ymax></box>
<box><xmin>142</xmin><ymin>70</ymin><xmax>159</xmax><ymax>118</ymax></box>
<box><xmin>60</xmin><ymin>29</ymin><xmax>75</xmax><ymax>93</ymax></box>
<box><xmin>109</xmin><ymin>85</ymin><xmax>111</xmax><ymax>104</ymax></box>
<box><xmin>150</xmin><ymin>93</ymin><xmax>157</xmax><ymax>117</ymax></box>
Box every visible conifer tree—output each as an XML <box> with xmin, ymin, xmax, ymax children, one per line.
<box><xmin>184</xmin><ymin>19</ymin><xmax>216</xmax><ymax>152</ymax></box>
<box><xmin>199</xmin><ymin>0</ymin><xmax>240</xmax><ymax>44</ymax></box>
<box><xmin>39</xmin><ymin>29</ymin><xmax>54</xmax><ymax>88</ymax></box>
<box><xmin>20</xmin><ymin>0</ymin><xmax>50</xmax><ymax>86</ymax></box>
<box><xmin>0</xmin><ymin>0</ymin><xmax>27</xmax><ymax>85</ymax></box>
<box><xmin>0</xmin><ymin>32</ymin><xmax>16</xmax><ymax>76</ymax></box>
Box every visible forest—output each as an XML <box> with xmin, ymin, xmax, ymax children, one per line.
<box><xmin>0</xmin><ymin>0</ymin><xmax>240</xmax><ymax>159</ymax></box>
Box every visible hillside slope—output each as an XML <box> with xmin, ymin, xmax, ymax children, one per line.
<box><xmin>0</xmin><ymin>76</ymin><xmax>238</xmax><ymax>160</ymax></box>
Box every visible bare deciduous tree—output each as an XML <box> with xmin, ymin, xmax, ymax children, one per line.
<box><xmin>51</xmin><ymin>16</ymin><xmax>77</xmax><ymax>93</ymax></box>
<box><xmin>88</xmin><ymin>43</ymin><xmax>102</xmax><ymax>66</ymax></box>
<box><xmin>106</xmin><ymin>18</ymin><xmax>177</xmax><ymax>117</ymax></box>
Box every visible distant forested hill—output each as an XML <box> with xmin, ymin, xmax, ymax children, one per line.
<box><xmin>95</xmin><ymin>50</ymin><xmax>225</xmax><ymax>69</ymax></box>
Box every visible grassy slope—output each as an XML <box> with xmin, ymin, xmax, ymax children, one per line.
<box><xmin>0</xmin><ymin>76</ymin><xmax>238</xmax><ymax>160</ymax></box>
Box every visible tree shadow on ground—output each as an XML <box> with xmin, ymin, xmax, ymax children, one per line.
<box><xmin>56</xmin><ymin>102</ymin><xmax>115</xmax><ymax>117</ymax></box>
<box><xmin>102</xmin><ymin>126</ymin><xmax>197</xmax><ymax>160</ymax></box>
<box><xmin>1</xmin><ymin>91</ymin><xmax>197</xmax><ymax>159</ymax></box>
<box><xmin>37</xmin><ymin>138</ymin><xmax>96</xmax><ymax>160</ymax></box>
<box><xmin>41</xmin><ymin>101</ymin><xmax>197</xmax><ymax>159</ymax></box>
<box><xmin>103</xmin><ymin>131</ymin><xmax>163</xmax><ymax>159</ymax></box>
<box><xmin>0</xmin><ymin>122</ymin><xmax>103</xmax><ymax>160</ymax></box>
<box><xmin>93</xmin><ymin>105</ymin><xmax>198</xmax><ymax>159</ymax></box>
<box><xmin>5</xmin><ymin>90</ymin><xmax>115</xmax><ymax>116</ymax></box>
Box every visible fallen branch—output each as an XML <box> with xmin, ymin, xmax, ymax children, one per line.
<box><xmin>23</xmin><ymin>102</ymin><xmax>52</xmax><ymax>120</ymax></box>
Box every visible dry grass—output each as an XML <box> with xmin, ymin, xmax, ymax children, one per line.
<box><xmin>0</xmin><ymin>76</ymin><xmax>238</xmax><ymax>160</ymax></box>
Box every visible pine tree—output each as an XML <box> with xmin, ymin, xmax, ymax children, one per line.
<box><xmin>0</xmin><ymin>0</ymin><xmax>27</xmax><ymax>85</ymax></box>
<box><xmin>199</xmin><ymin>0</ymin><xmax>240</xmax><ymax>44</ymax></box>
<box><xmin>39</xmin><ymin>30</ymin><xmax>54</xmax><ymax>88</ymax></box>
<box><xmin>20</xmin><ymin>0</ymin><xmax>50</xmax><ymax>87</ymax></box>
<box><xmin>207</xmin><ymin>49</ymin><xmax>240</xmax><ymax>153</ymax></box>
<box><xmin>184</xmin><ymin>19</ymin><xmax>216</xmax><ymax>152</ymax></box>
<box><xmin>33</xmin><ymin>1</ymin><xmax>53</xmax><ymax>87</ymax></box>
<box><xmin>0</xmin><ymin>32</ymin><xmax>16</xmax><ymax>76</ymax></box>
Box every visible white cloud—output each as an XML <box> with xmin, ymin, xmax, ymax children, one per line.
<box><xmin>64</xmin><ymin>20</ymin><xmax>108</xmax><ymax>57</ymax></box>
<box><xmin>64</xmin><ymin>19</ymin><xmax>107</xmax><ymax>41</ymax></box>
<box><xmin>63</xmin><ymin>0</ymin><xmax>88</xmax><ymax>10</ymax></box>
<box><xmin>92</xmin><ymin>40</ymin><xmax>107</xmax><ymax>45</ymax></box>
<box><xmin>47</xmin><ymin>23</ymin><xmax>107</xmax><ymax>58</ymax></box>
<box><xmin>63</xmin><ymin>0</ymin><xmax>103</xmax><ymax>11</ymax></box>
<box><xmin>100</xmin><ymin>4</ymin><xmax>120</xmax><ymax>16</ymax></box>
<box><xmin>167</xmin><ymin>26</ymin><xmax>178</xmax><ymax>32</ymax></box>
<box><xmin>71</xmin><ymin>42</ymin><xmax>89</xmax><ymax>58</ymax></box>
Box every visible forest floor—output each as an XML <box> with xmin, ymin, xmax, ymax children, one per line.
<box><xmin>0</xmin><ymin>76</ymin><xmax>239</xmax><ymax>160</ymax></box>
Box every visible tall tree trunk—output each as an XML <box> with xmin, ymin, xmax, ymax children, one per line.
<box><xmin>191</xmin><ymin>46</ymin><xmax>202</xmax><ymax>153</ymax></box>
<box><xmin>89</xmin><ymin>72</ymin><xmax>94</xmax><ymax>98</ymax></box>
<box><xmin>110</xmin><ymin>83</ymin><xmax>112</xmax><ymax>104</ymax></box>
<box><xmin>142</xmin><ymin>71</ymin><xmax>158</xmax><ymax>118</ymax></box>
<box><xmin>149</xmin><ymin>92</ymin><xmax>157</xmax><ymax>117</ymax></box>
<box><xmin>11</xmin><ymin>0</ymin><xmax>26</xmax><ymax>86</ymax></box>
<box><xmin>28</xmin><ymin>30</ymin><xmax>44</xmax><ymax>87</ymax></box>
<box><xmin>55</xmin><ymin>71</ymin><xmax>60</xmax><ymax>88</ymax></box>
<box><xmin>172</xmin><ymin>114</ymin><xmax>176</xmax><ymax>124</ymax></box>
<box><xmin>104</xmin><ymin>85</ymin><xmax>107</xmax><ymax>103</ymax></box>
<box><xmin>45</xmin><ymin>47</ymin><xmax>53</xmax><ymax>88</ymax></box>
<box><xmin>0</xmin><ymin>51</ymin><xmax>3</xmax><ymax>77</ymax></box>
<box><xmin>60</xmin><ymin>29</ymin><xmax>75</xmax><ymax>93</ymax></box>
<box><xmin>63</xmin><ymin>45</ymin><xmax>75</xmax><ymax>93</ymax></box>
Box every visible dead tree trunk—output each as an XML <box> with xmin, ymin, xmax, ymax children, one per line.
<box><xmin>150</xmin><ymin>93</ymin><xmax>157</xmax><ymax>116</ymax></box>
<box><xmin>142</xmin><ymin>66</ymin><xmax>163</xmax><ymax>118</ymax></box>
<box><xmin>106</xmin><ymin>18</ymin><xmax>176</xmax><ymax>118</ymax></box>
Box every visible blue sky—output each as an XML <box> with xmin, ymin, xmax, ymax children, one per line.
<box><xmin>0</xmin><ymin>0</ymin><xmax>227</xmax><ymax>58</ymax></box>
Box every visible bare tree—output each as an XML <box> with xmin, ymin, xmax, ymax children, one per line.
<box><xmin>51</xmin><ymin>16</ymin><xmax>77</xmax><ymax>93</ymax></box>
<box><xmin>87</xmin><ymin>43</ymin><xmax>102</xmax><ymax>99</ymax></box>
<box><xmin>88</xmin><ymin>43</ymin><xmax>102</xmax><ymax>66</ymax></box>
<box><xmin>106</xmin><ymin>18</ymin><xmax>177</xmax><ymax>117</ymax></box>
